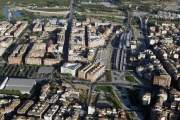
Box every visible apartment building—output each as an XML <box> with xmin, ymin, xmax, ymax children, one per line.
<box><xmin>47</xmin><ymin>44</ymin><xmax>63</xmax><ymax>53</ymax></box>
<box><xmin>25</xmin><ymin>43</ymin><xmax>46</xmax><ymax>65</ymax></box>
<box><xmin>154</xmin><ymin>11</ymin><xmax>180</xmax><ymax>19</ymax></box>
<box><xmin>153</xmin><ymin>76</ymin><xmax>170</xmax><ymax>87</ymax></box>
<box><xmin>40</xmin><ymin>84</ymin><xmax>50</xmax><ymax>102</ymax></box>
<box><xmin>169</xmin><ymin>88</ymin><xmax>180</xmax><ymax>102</ymax></box>
<box><xmin>44</xmin><ymin>105</ymin><xmax>59</xmax><ymax>120</ymax></box>
<box><xmin>17</xmin><ymin>100</ymin><xmax>34</xmax><ymax>115</ymax></box>
<box><xmin>142</xmin><ymin>92</ymin><xmax>151</xmax><ymax>106</ymax></box>
<box><xmin>0</xmin><ymin>37</ymin><xmax>13</xmax><ymax>48</ymax></box>
<box><xmin>25</xmin><ymin>57</ymin><xmax>42</xmax><ymax>65</ymax></box>
<box><xmin>14</xmin><ymin>28</ymin><xmax>22</xmax><ymax>37</ymax></box>
<box><xmin>87</xmin><ymin>50</ymin><xmax>94</xmax><ymax>60</ymax></box>
<box><xmin>12</xmin><ymin>116</ymin><xmax>35</xmax><ymax>120</ymax></box>
<box><xmin>33</xmin><ymin>23</ymin><xmax>43</xmax><ymax>32</ymax></box>
<box><xmin>0</xmin><ymin>99</ymin><xmax>20</xmax><ymax>115</ymax></box>
<box><xmin>0</xmin><ymin>114</ymin><xmax>4</xmax><ymax>120</ymax></box>
<box><xmin>61</xmin><ymin>62</ymin><xmax>82</xmax><ymax>76</ymax></box>
<box><xmin>27</xmin><ymin>102</ymin><xmax>49</xmax><ymax>118</ymax></box>
<box><xmin>20</xmin><ymin>21</ymin><xmax>28</xmax><ymax>30</ymax></box>
<box><xmin>8</xmin><ymin>44</ymin><xmax>28</xmax><ymax>64</ymax></box>
<box><xmin>46</xmin><ymin>94</ymin><xmax>59</xmax><ymax>104</ymax></box>
<box><xmin>68</xmin><ymin>49</ymin><xmax>88</xmax><ymax>62</ymax></box>
<box><xmin>44</xmin><ymin>58</ymin><xmax>61</xmax><ymax>66</ymax></box>
<box><xmin>44</xmin><ymin>19</ymin><xmax>67</xmax><ymax>31</ymax></box>
<box><xmin>78</xmin><ymin>63</ymin><xmax>96</xmax><ymax>79</ymax></box>
<box><xmin>61</xmin><ymin>87</ymin><xmax>79</xmax><ymax>101</ymax></box>
<box><xmin>88</xmin><ymin>37</ymin><xmax>105</xmax><ymax>48</ymax></box>
<box><xmin>78</xmin><ymin>63</ymin><xmax>105</xmax><ymax>82</ymax></box>
<box><xmin>87</xmin><ymin>107</ymin><xmax>126</xmax><ymax>120</ymax></box>
<box><xmin>66</xmin><ymin>110</ymin><xmax>80</xmax><ymax>120</ymax></box>
<box><xmin>87</xmin><ymin>65</ymin><xmax>105</xmax><ymax>82</ymax></box>
<box><xmin>57</xmin><ymin>28</ymin><xmax>65</xmax><ymax>45</ymax></box>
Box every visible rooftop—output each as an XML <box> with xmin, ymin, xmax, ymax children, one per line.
<box><xmin>6</xmin><ymin>78</ymin><xmax>35</xmax><ymax>87</ymax></box>
<box><xmin>62</xmin><ymin>62</ymin><xmax>82</xmax><ymax>70</ymax></box>
<box><xmin>38</xmin><ymin>67</ymin><xmax>54</xmax><ymax>74</ymax></box>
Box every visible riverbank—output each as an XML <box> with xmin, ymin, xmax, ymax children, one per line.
<box><xmin>0</xmin><ymin>7</ymin><xmax>6</xmax><ymax>21</ymax></box>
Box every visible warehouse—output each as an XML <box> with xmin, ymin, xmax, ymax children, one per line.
<box><xmin>5</xmin><ymin>78</ymin><xmax>36</xmax><ymax>94</ymax></box>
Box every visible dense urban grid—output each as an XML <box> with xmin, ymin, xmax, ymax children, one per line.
<box><xmin>0</xmin><ymin>0</ymin><xmax>180</xmax><ymax>120</ymax></box>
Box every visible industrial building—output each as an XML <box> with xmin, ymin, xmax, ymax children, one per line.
<box><xmin>61</xmin><ymin>62</ymin><xmax>82</xmax><ymax>76</ymax></box>
<box><xmin>4</xmin><ymin>78</ymin><xmax>36</xmax><ymax>94</ymax></box>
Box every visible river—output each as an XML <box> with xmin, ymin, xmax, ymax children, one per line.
<box><xmin>4</xmin><ymin>8</ymin><xmax>9</xmax><ymax>21</ymax></box>
<box><xmin>4</xmin><ymin>8</ymin><xmax>23</xmax><ymax>21</ymax></box>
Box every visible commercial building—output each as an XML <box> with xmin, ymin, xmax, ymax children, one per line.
<box><xmin>61</xmin><ymin>62</ymin><xmax>82</xmax><ymax>76</ymax></box>
<box><xmin>5</xmin><ymin>78</ymin><xmax>36</xmax><ymax>94</ymax></box>
<box><xmin>17</xmin><ymin>100</ymin><xmax>34</xmax><ymax>115</ymax></box>
<box><xmin>27</xmin><ymin>102</ymin><xmax>49</xmax><ymax>118</ymax></box>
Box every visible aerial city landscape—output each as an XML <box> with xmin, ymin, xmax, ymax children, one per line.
<box><xmin>1</xmin><ymin>0</ymin><xmax>180</xmax><ymax>120</ymax></box>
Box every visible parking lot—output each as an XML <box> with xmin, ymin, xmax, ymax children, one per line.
<box><xmin>0</xmin><ymin>64</ymin><xmax>40</xmax><ymax>78</ymax></box>
<box><xmin>96</xmin><ymin>49</ymin><xmax>111</xmax><ymax>66</ymax></box>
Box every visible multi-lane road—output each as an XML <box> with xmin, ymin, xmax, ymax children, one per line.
<box><xmin>63</xmin><ymin>0</ymin><xmax>76</xmax><ymax>60</ymax></box>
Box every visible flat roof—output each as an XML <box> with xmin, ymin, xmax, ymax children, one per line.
<box><xmin>62</xmin><ymin>62</ymin><xmax>82</xmax><ymax>70</ymax></box>
<box><xmin>6</xmin><ymin>78</ymin><xmax>35</xmax><ymax>87</ymax></box>
<box><xmin>38</xmin><ymin>67</ymin><xmax>54</xmax><ymax>74</ymax></box>
<box><xmin>5</xmin><ymin>86</ymin><xmax>32</xmax><ymax>94</ymax></box>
